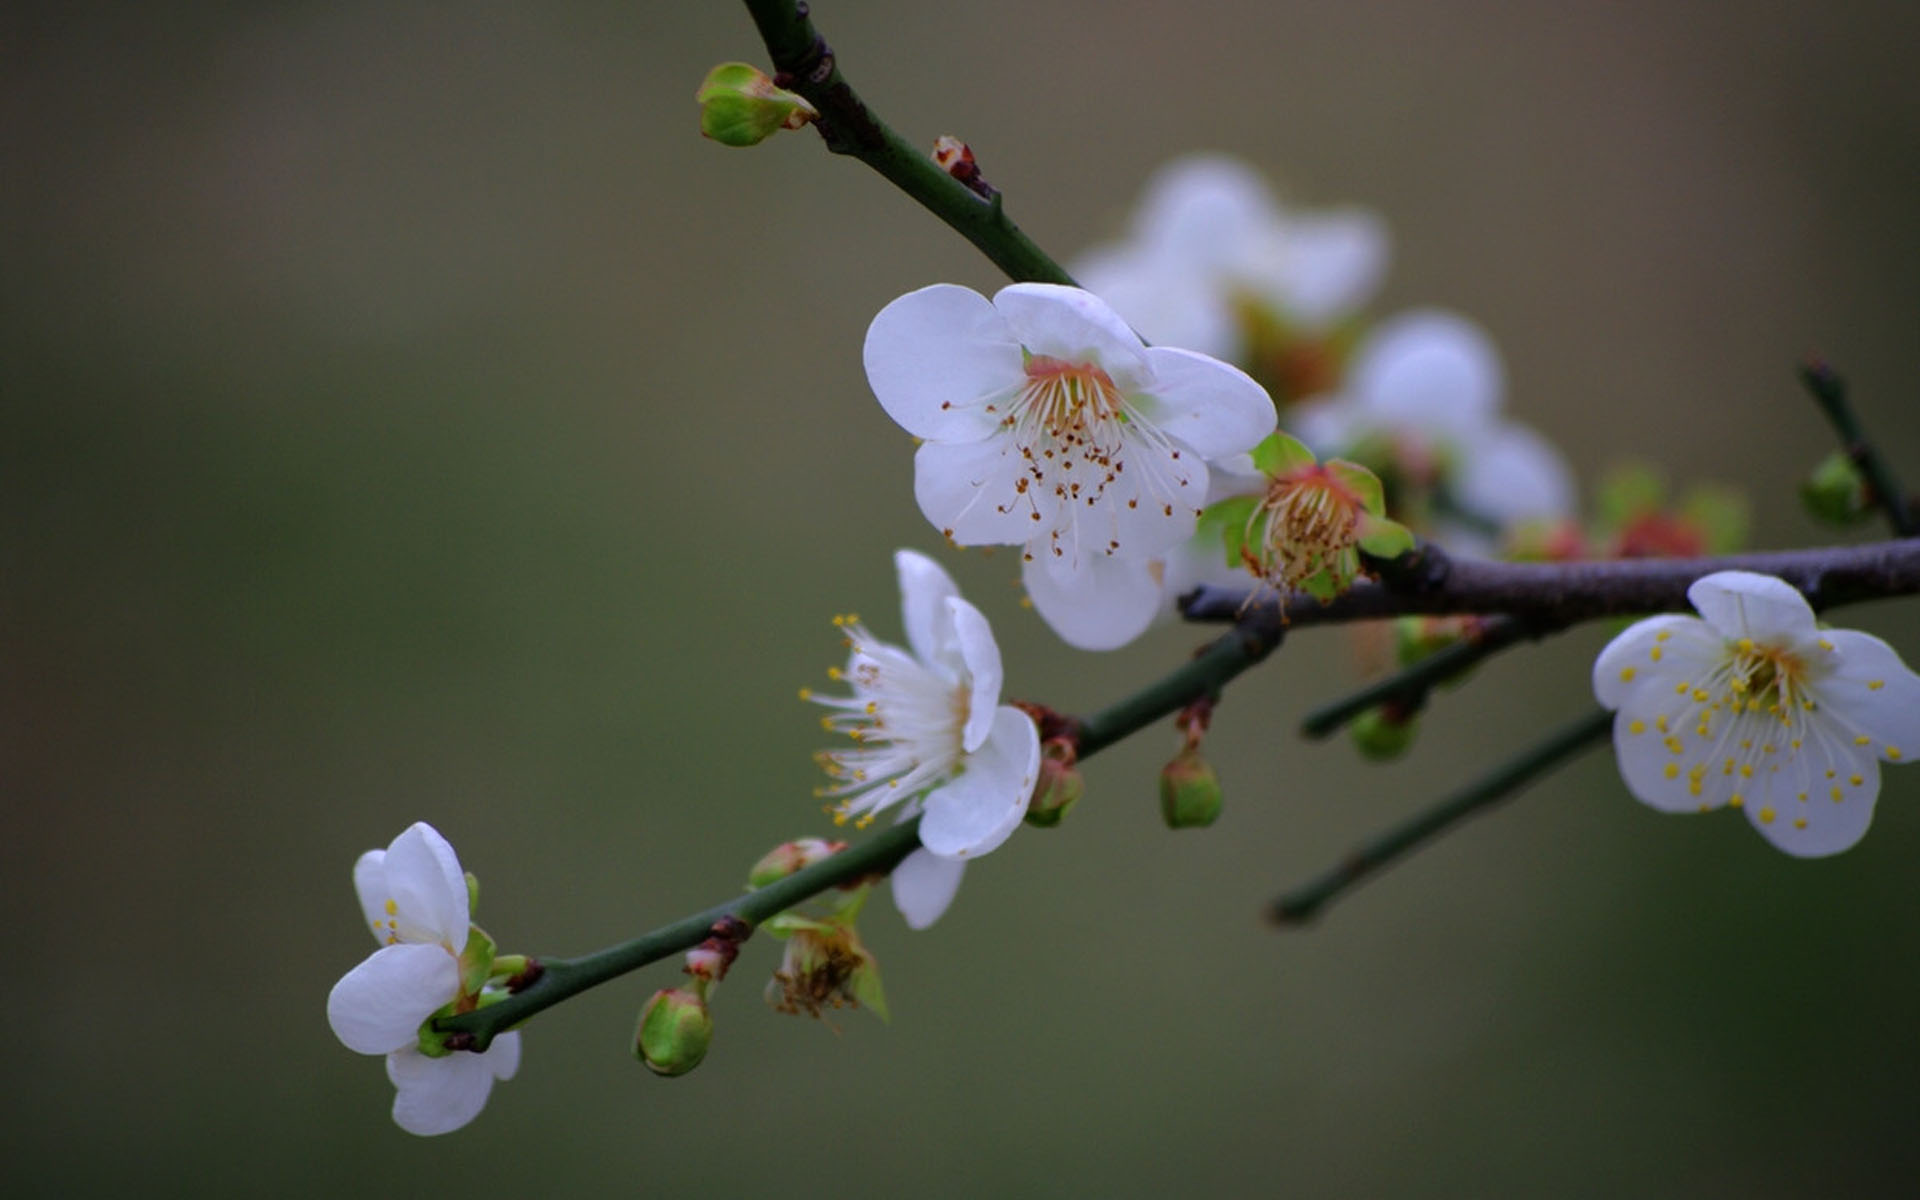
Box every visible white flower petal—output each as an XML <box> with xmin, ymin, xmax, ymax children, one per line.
<box><xmin>1810</xmin><ymin>630</ymin><xmax>1920</xmax><ymax>758</ymax></box>
<box><xmin>894</xmin><ymin>549</ymin><xmax>963</xmax><ymax>667</ymax></box>
<box><xmin>1454</xmin><ymin>421</ymin><xmax>1576</xmax><ymax>526</ymax></box>
<box><xmin>1686</xmin><ymin>571</ymin><xmax>1817</xmax><ymax>644</ymax></box>
<box><xmin>1075</xmin><ymin>248</ymin><xmax>1234</xmax><ymax>359</ymax></box>
<box><xmin>890</xmin><ymin>847</ymin><xmax>968</xmax><ymax>930</ymax></box>
<box><xmin>327</xmin><ymin>943</ymin><xmax>459</xmax><ymax>1055</ymax></box>
<box><xmin>1746</xmin><ymin>751</ymin><xmax>1878</xmax><ymax>858</ymax></box>
<box><xmin>382</xmin><ymin>823</ymin><xmax>469</xmax><ymax>949</ymax></box>
<box><xmin>1270</xmin><ymin>209</ymin><xmax>1389</xmax><ymax>325</ymax></box>
<box><xmin>1137</xmin><ymin>347</ymin><xmax>1278</xmax><ymax>458</ymax></box>
<box><xmin>353</xmin><ymin>849</ymin><xmax>390</xmax><ymax>947</ymax></box>
<box><xmin>946</xmin><ymin>597</ymin><xmax>1004</xmax><ymax>754</ymax></box>
<box><xmin>865</xmin><ymin>285</ymin><xmax>1025</xmax><ymax>442</ymax></box>
<box><xmin>918</xmin><ymin>706</ymin><xmax>1041</xmax><ymax>858</ymax></box>
<box><xmin>1591</xmin><ymin>614</ymin><xmax>1712</xmax><ymax>709</ymax></box>
<box><xmin>992</xmin><ymin>283</ymin><xmax>1146</xmax><ymax>381</ymax></box>
<box><xmin>1350</xmin><ymin>309</ymin><xmax>1503</xmax><ymax>437</ymax></box>
<box><xmin>1023</xmin><ymin>552</ymin><xmax>1165</xmax><ymax>652</ymax></box>
<box><xmin>913</xmin><ymin>437</ymin><xmax>1057</xmax><ymax>546</ymax></box>
<box><xmin>386</xmin><ymin>1043</ymin><xmax>505</xmax><ymax>1136</ymax></box>
<box><xmin>1610</xmin><ymin>709</ymin><xmax>1708</xmax><ymax>814</ymax></box>
<box><xmin>487</xmin><ymin>1030</ymin><xmax>523</xmax><ymax>1081</ymax></box>
<box><xmin>1130</xmin><ymin>155</ymin><xmax>1279</xmax><ymax>269</ymax></box>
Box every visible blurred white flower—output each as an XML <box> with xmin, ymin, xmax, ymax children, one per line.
<box><xmin>807</xmin><ymin>550</ymin><xmax>1041</xmax><ymax>925</ymax></box>
<box><xmin>1289</xmin><ymin>309</ymin><xmax>1574</xmax><ymax>546</ymax></box>
<box><xmin>1073</xmin><ymin>155</ymin><xmax>1388</xmax><ymax>364</ymax></box>
<box><xmin>1593</xmin><ymin>571</ymin><xmax>1920</xmax><ymax>856</ymax></box>
<box><xmin>326</xmin><ymin>822</ymin><xmax>520</xmax><ymax>1136</ymax></box>
<box><xmin>863</xmin><ymin>282</ymin><xmax>1275</xmax><ymax>649</ymax></box>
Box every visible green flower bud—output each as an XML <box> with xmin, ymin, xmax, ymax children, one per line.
<box><xmin>1350</xmin><ymin>706</ymin><xmax>1417</xmax><ymax>761</ymax></box>
<box><xmin>696</xmin><ymin>62</ymin><xmax>819</xmax><ymax>148</ymax></box>
<box><xmin>1801</xmin><ymin>452</ymin><xmax>1872</xmax><ymax>526</ymax></box>
<box><xmin>635</xmin><ymin>988</ymin><xmax>713</xmax><ymax>1077</ymax></box>
<box><xmin>1024</xmin><ymin>738</ymin><xmax>1084</xmax><ymax>828</ymax></box>
<box><xmin>1159</xmin><ymin>748</ymin><xmax>1223</xmax><ymax>829</ymax></box>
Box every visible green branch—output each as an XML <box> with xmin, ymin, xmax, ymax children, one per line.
<box><xmin>1271</xmin><ymin>708</ymin><xmax>1613</xmax><ymax>926</ymax></box>
<box><xmin>438</xmin><ymin>819</ymin><xmax>922</xmax><ymax>1049</ymax></box>
<box><xmin>1075</xmin><ymin>624</ymin><xmax>1281</xmax><ymax>757</ymax></box>
<box><xmin>1800</xmin><ymin>359</ymin><xmax>1916</xmax><ymax>537</ymax></box>
<box><xmin>1299</xmin><ymin>616</ymin><xmax>1546</xmax><ymax>739</ymax></box>
<box><xmin>740</xmin><ymin>0</ymin><xmax>1074</xmax><ymax>286</ymax></box>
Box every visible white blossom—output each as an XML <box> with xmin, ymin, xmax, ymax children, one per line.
<box><xmin>326</xmin><ymin>822</ymin><xmax>521</xmax><ymax>1135</ymax></box>
<box><xmin>1593</xmin><ymin>571</ymin><xmax>1920</xmax><ymax>855</ymax></box>
<box><xmin>864</xmin><ymin>283</ymin><xmax>1275</xmax><ymax>649</ymax></box>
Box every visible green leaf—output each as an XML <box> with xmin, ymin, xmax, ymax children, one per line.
<box><xmin>1326</xmin><ymin>458</ymin><xmax>1386</xmax><ymax>515</ymax></box>
<box><xmin>1199</xmin><ymin>495</ymin><xmax>1259</xmax><ymax>567</ymax></box>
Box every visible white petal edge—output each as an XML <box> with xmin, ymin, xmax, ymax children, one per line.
<box><xmin>1271</xmin><ymin>209</ymin><xmax>1389</xmax><ymax>326</ymax></box>
<box><xmin>1138</xmin><ymin>346</ymin><xmax>1278</xmax><ymax>459</ymax></box>
<box><xmin>1746</xmin><ymin>753</ymin><xmax>1879</xmax><ymax>858</ymax></box>
<box><xmin>1454</xmin><ymin>421</ymin><xmax>1577</xmax><ymax>526</ymax></box>
<box><xmin>946</xmin><ymin>596</ymin><xmax>1003</xmax><ymax>754</ymax></box>
<box><xmin>918</xmin><ymin>705</ymin><xmax>1041</xmax><ymax>859</ymax></box>
<box><xmin>890</xmin><ymin>847</ymin><xmax>967</xmax><ymax>931</ymax></box>
<box><xmin>1350</xmin><ymin>309</ymin><xmax>1503</xmax><ymax>437</ymax></box>
<box><xmin>1811</xmin><ymin>630</ymin><xmax>1920</xmax><ymax>757</ymax></box>
<box><xmin>992</xmin><ymin>284</ymin><xmax>1147</xmax><ymax>383</ymax></box>
<box><xmin>894</xmin><ymin>549</ymin><xmax>963</xmax><ymax>667</ymax></box>
<box><xmin>864</xmin><ymin>284</ymin><xmax>1024</xmax><ymax>442</ymax></box>
<box><xmin>353</xmin><ymin>849</ymin><xmax>390</xmax><ymax>947</ymax></box>
<box><xmin>1592</xmin><ymin>614</ymin><xmax>1709</xmax><ymax>710</ymax></box>
<box><xmin>386</xmin><ymin>1041</ymin><xmax>509</xmax><ymax>1137</ymax></box>
<box><xmin>382</xmin><ymin>823</ymin><xmax>469</xmax><ymax>949</ymax></box>
<box><xmin>327</xmin><ymin>943</ymin><xmax>460</xmax><ymax>1055</ymax></box>
<box><xmin>1023</xmin><ymin>552</ymin><xmax>1165</xmax><ymax>652</ymax></box>
<box><xmin>1686</xmin><ymin>571</ymin><xmax>1817</xmax><ymax>644</ymax></box>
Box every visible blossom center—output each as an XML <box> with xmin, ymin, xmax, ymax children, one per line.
<box><xmin>808</xmin><ymin>616</ymin><xmax>969</xmax><ymax>829</ymax></box>
<box><xmin>1246</xmin><ymin>464</ymin><xmax>1362</xmax><ymax>588</ymax></box>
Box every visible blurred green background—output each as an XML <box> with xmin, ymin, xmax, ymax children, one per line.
<box><xmin>8</xmin><ymin>2</ymin><xmax>1920</xmax><ymax>1195</ymax></box>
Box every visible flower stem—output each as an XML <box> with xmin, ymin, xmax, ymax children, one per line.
<box><xmin>1270</xmin><ymin>708</ymin><xmax>1613</xmax><ymax>926</ymax></box>
<box><xmin>436</xmin><ymin>818</ymin><xmax>922</xmax><ymax>1049</ymax></box>
<box><xmin>739</xmin><ymin>0</ymin><xmax>1075</xmax><ymax>286</ymax></box>
<box><xmin>1075</xmin><ymin>624</ymin><xmax>1282</xmax><ymax>757</ymax></box>
<box><xmin>1298</xmin><ymin>615</ymin><xmax>1546</xmax><ymax>739</ymax></box>
<box><xmin>1800</xmin><ymin>359</ymin><xmax>1917</xmax><ymax>536</ymax></box>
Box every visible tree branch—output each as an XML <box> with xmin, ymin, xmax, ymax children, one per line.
<box><xmin>1271</xmin><ymin>708</ymin><xmax>1613</xmax><ymax>926</ymax></box>
<box><xmin>1183</xmin><ymin>538</ymin><xmax>1920</xmax><ymax>630</ymax></box>
<box><xmin>1298</xmin><ymin>615</ymin><xmax>1548</xmax><ymax>740</ymax></box>
<box><xmin>1800</xmin><ymin>359</ymin><xmax>1917</xmax><ymax>536</ymax></box>
<box><xmin>740</xmin><ymin>0</ymin><xmax>1075</xmax><ymax>286</ymax></box>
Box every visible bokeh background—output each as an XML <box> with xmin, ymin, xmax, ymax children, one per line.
<box><xmin>9</xmin><ymin>2</ymin><xmax>1920</xmax><ymax>1195</ymax></box>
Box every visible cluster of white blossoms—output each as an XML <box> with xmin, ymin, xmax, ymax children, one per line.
<box><xmin>1076</xmin><ymin>157</ymin><xmax>1573</xmax><ymax>559</ymax></box>
<box><xmin>326</xmin><ymin>823</ymin><xmax>521</xmax><ymax>1136</ymax></box>
<box><xmin>1595</xmin><ymin>571</ymin><xmax>1920</xmax><ymax>855</ymax></box>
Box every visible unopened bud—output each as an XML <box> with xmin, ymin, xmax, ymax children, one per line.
<box><xmin>1350</xmin><ymin>706</ymin><xmax>1417</xmax><ymax>761</ymax></box>
<box><xmin>635</xmin><ymin>988</ymin><xmax>713</xmax><ymax>1077</ymax></box>
<box><xmin>1801</xmin><ymin>452</ymin><xmax>1872</xmax><ymax>526</ymax></box>
<box><xmin>1025</xmin><ymin>738</ymin><xmax>1083</xmax><ymax>828</ymax></box>
<box><xmin>696</xmin><ymin>62</ymin><xmax>819</xmax><ymax>148</ymax></box>
<box><xmin>1159</xmin><ymin>748</ymin><xmax>1223</xmax><ymax>829</ymax></box>
<box><xmin>1394</xmin><ymin>616</ymin><xmax>1463</xmax><ymax>667</ymax></box>
<box><xmin>748</xmin><ymin>838</ymin><xmax>845</xmax><ymax>888</ymax></box>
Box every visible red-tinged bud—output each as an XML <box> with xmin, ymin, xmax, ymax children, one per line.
<box><xmin>1025</xmin><ymin>737</ymin><xmax>1084</xmax><ymax>828</ymax></box>
<box><xmin>696</xmin><ymin>62</ymin><xmax>818</xmax><ymax>147</ymax></box>
<box><xmin>747</xmin><ymin>838</ymin><xmax>846</xmax><ymax>889</ymax></box>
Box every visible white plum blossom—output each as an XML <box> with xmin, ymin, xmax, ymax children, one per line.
<box><xmin>1073</xmin><ymin>154</ymin><xmax>1388</xmax><ymax>363</ymax></box>
<box><xmin>1289</xmin><ymin>309</ymin><xmax>1575</xmax><ymax>545</ymax></box>
<box><xmin>806</xmin><ymin>550</ymin><xmax>1042</xmax><ymax>927</ymax></box>
<box><xmin>326</xmin><ymin>822</ymin><xmax>521</xmax><ymax>1136</ymax></box>
<box><xmin>1594</xmin><ymin>571</ymin><xmax>1920</xmax><ymax>856</ymax></box>
<box><xmin>863</xmin><ymin>282</ymin><xmax>1276</xmax><ymax>650</ymax></box>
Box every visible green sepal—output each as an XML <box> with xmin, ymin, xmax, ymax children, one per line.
<box><xmin>1326</xmin><ymin>458</ymin><xmax>1386</xmax><ymax>516</ymax></box>
<box><xmin>465</xmin><ymin>872</ymin><xmax>480</xmax><ymax>915</ymax></box>
<box><xmin>1300</xmin><ymin>565</ymin><xmax>1344</xmax><ymax>603</ymax></box>
<box><xmin>848</xmin><ymin>946</ymin><xmax>889</xmax><ymax>1023</ymax></box>
<box><xmin>1251</xmin><ymin>431</ymin><xmax>1317</xmax><ymax>477</ymax></box>
<box><xmin>761</xmin><ymin>911</ymin><xmax>823</xmax><ymax>941</ymax></box>
<box><xmin>1199</xmin><ymin>495</ymin><xmax>1259</xmax><ymax>568</ymax></box>
<box><xmin>458</xmin><ymin>926</ymin><xmax>497</xmax><ymax>997</ymax></box>
<box><xmin>1356</xmin><ymin>513</ymin><xmax>1415</xmax><ymax>559</ymax></box>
